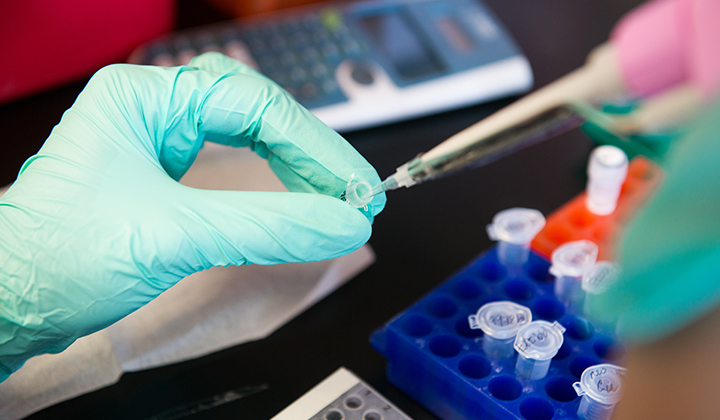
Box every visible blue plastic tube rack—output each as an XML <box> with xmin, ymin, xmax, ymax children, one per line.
<box><xmin>370</xmin><ymin>247</ymin><xmax>624</xmax><ymax>420</ymax></box>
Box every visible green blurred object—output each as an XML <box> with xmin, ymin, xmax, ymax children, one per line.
<box><xmin>0</xmin><ymin>52</ymin><xmax>385</xmax><ymax>381</ymax></box>
<box><xmin>590</xmin><ymin>100</ymin><xmax>720</xmax><ymax>343</ymax></box>
<box><xmin>581</xmin><ymin>102</ymin><xmax>683</xmax><ymax>163</ymax></box>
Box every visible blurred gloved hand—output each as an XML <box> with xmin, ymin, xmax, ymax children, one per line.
<box><xmin>0</xmin><ymin>52</ymin><xmax>386</xmax><ymax>380</ymax></box>
<box><xmin>589</xmin><ymin>100</ymin><xmax>720</xmax><ymax>342</ymax></box>
<box><xmin>581</xmin><ymin>101</ymin><xmax>682</xmax><ymax>162</ymax></box>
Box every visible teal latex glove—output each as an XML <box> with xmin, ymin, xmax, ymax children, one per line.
<box><xmin>0</xmin><ymin>52</ymin><xmax>386</xmax><ymax>380</ymax></box>
<box><xmin>589</xmin><ymin>99</ymin><xmax>720</xmax><ymax>343</ymax></box>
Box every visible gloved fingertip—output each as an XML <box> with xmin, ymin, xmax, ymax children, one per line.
<box><xmin>187</xmin><ymin>52</ymin><xmax>268</xmax><ymax>80</ymax></box>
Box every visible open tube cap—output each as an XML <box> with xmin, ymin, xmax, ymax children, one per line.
<box><xmin>550</xmin><ymin>240</ymin><xmax>599</xmax><ymax>278</ymax></box>
<box><xmin>514</xmin><ymin>321</ymin><xmax>566</xmax><ymax>360</ymax></box>
<box><xmin>468</xmin><ymin>301</ymin><xmax>532</xmax><ymax>339</ymax></box>
<box><xmin>487</xmin><ymin>208</ymin><xmax>546</xmax><ymax>245</ymax></box>
<box><xmin>573</xmin><ymin>363</ymin><xmax>627</xmax><ymax>405</ymax></box>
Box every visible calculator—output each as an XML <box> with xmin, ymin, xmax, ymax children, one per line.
<box><xmin>129</xmin><ymin>0</ymin><xmax>533</xmax><ymax>132</ymax></box>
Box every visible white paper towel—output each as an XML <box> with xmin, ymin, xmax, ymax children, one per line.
<box><xmin>0</xmin><ymin>144</ymin><xmax>375</xmax><ymax>419</ymax></box>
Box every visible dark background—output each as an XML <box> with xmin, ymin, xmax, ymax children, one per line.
<box><xmin>0</xmin><ymin>0</ymin><xmax>644</xmax><ymax>418</ymax></box>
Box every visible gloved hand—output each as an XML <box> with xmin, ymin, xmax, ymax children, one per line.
<box><xmin>589</xmin><ymin>99</ymin><xmax>720</xmax><ymax>342</ymax></box>
<box><xmin>0</xmin><ymin>52</ymin><xmax>386</xmax><ymax>380</ymax></box>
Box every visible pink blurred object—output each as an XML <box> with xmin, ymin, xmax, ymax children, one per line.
<box><xmin>0</xmin><ymin>0</ymin><xmax>174</xmax><ymax>104</ymax></box>
<box><xmin>612</xmin><ymin>0</ymin><xmax>720</xmax><ymax>100</ymax></box>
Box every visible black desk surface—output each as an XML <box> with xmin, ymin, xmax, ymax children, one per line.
<box><xmin>0</xmin><ymin>1</ymin><xmax>644</xmax><ymax>418</ymax></box>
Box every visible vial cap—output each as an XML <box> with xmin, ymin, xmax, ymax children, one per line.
<box><xmin>587</xmin><ymin>146</ymin><xmax>629</xmax><ymax>183</ymax></box>
<box><xmin>582</xmin><ymin>261</ymin><xmax>621</xmax><ymax>295</ymax></box>
<box><xmin>468</xmin><ymin>301</ymin><xmax>532</xmax><ymax>339</ymax></box>
<box><xmin>514</xmin><ymin>321</ymin><xmax>565</xmax><ymax>360</ymax></box>
<box><xmin>486</xmin><ymin>208</ymin><xmax>546</xmax><ymax>245</ymax></box>
<box><xmin>573</xmin><ymin>363</ymin><xmax>627</xmax><ymax>405</ymax></box>
<box><xmin>550</xmin><ymin>240</ymin><xmax>599</xmax><ymax>278</ymax></box>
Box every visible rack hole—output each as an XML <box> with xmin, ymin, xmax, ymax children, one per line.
<box><xmin>546</xmin><ymin>225</ymin><xmax>571</xmax><ymax>244</ymax></box>
<box><xmin>429</xmin><ymin>335</ymin><xmax>462</xmax><ymax>358</ymax></box>
<box><xmin>452</xmin><ymin>277</ymin><xmax>483</xmax><ymax>300</ymax></box>
<box><xmin>364</xmin><ymin>412</ymin><xmax>382</xmax><ymax>420</ymax></box>
<box><xmin>458</xmin><ymin>354</ymin><xmax>491</xmax><ymax>379</ymax></box>
<box><xmin>570</xmin><ymin>356</ymin><xmax>601</xmax><ymax>378</ymax></box>
<box><xmin>475</xmin><ymin>260</ymin><xmax>507</xmax><ymax>282</ymax></box>
<box><xmin>533</xmin><ymin>298</ymin><xmax>565</xmax><ymax>321</ymax></box>
<box><xmin>569</xmin><ymin>209</ymin><xmax>594</xmax><ymax>228</ymax></box>
<box><xmin>489</xmin><ymin>376</ymin><xmax>522</xmax><ymax>401</ymax></box>
<box><xmin>345</xmin><ymin>396</ymin><xmax>363</xmax><ymax>409</ymax></box>
<box><xmin>527</xmin><ymin>261</ymin><xmax>552</xmax><ymax>283</ymax></box>
<box><xmin>563</xmin><ymin>316</ymin><xmax>595</xmax><ymax>340</ymax></box>
<box><xmin>456</xmin><ymin>317</ymin><xmax>483</xmax><ymax>339</ymax></box>
<box><xmin>594</xmin><ymin>336</ymin><xmax>625</xmax><ymax>360</ymax></box>
<box><xmin>520</xmin><ymin>397</ymin><xmax>555</xmax><ymax>420</ymax></box>
<box><xmin>545</xmin><ymin>376</ymin><xmax>578</xmax><ymax>402</ymax></box>
<box><xmin>505</xmin><ymin>278</ymin><xmax>535</xmax><ymax>301</ymax></box>
<box><xmin>426</xmin><ymin>297</ymin><xmax>458</xmax><ymax>319</ymax></box>
<box><xmin>325</xmin><ymin>410</ymin><xmax>344</xmax><ymax>420</ymax></box>
<box><xmin>401</xmin><ymin>315</ymin><xmax>433</xmax><ymax>338</ymax></box>
<box><xmin>554</xmin><ymin>340</ymin><xmax>572</xmax><ymax>360</ymax></box>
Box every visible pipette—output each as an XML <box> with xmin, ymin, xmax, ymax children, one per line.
<box><xmin>347</xmin><ymin>0</ymin><xmax>718</xmax><ymax>201</ymax></box>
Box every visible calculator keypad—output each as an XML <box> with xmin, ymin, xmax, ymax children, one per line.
<box><xmin>137</xmin><ymin>9</ymin><xmax>369</xmax><ymax>107</ymax></box>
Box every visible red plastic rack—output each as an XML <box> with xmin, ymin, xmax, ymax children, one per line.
<box><xmin>531</xmin><ymin>156</ymin><xmax>663</xmax><ymax>261</ymax></box>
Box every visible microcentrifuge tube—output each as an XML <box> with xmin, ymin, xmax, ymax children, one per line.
<box><xmin>550</xmin><ymin>240</ymin><xmax>599</xmax><ymax>304</ymax></box>
<box><xmin>469</xmin><ymin>301</ymin><xmax>532</xmax><ymax>359</ymax></box>
<box><xmin>487</xmin><ymin>208</ymin><xmax>545</xmax><ymax>268</ymax></box>
<box><xmin>573</xmin><ymin>364</ymin><xmax>626</xmax><ymax>420</ymax></box>
<box><xmin>343</xmin><ymin>176</ymin><xmax>395</xmax><ymax>209</ymax></box>
<box><xmin>586</xmin><ymin>146</ymin><xmax>628</xmax><ymax>215</ymax></box>
<box><xmin>582</xmin><ymin>261</ymin><xmax>621</xmax><ymax>318</ymax></box>
<box><xmin>514</xmin><ymin>321</ymin><xmax>566</xmax><ymax>380</ymax></box>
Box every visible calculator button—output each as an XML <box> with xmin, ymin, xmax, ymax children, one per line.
<box><xmin>279</xmin><ymin>52</ymin><xmax>297</xmax><ymax>67</ymax></box>
<box><xmin>290</xmin><ymin>67</ymin><xmax>308</xmax><ymax>83</ymax></box>
<box><xmin>152</xmin><ymin>54</ymin><xmax>175</xmax><ymax>67</ymax></box>
<box><xmin>322</xmin><ymin>79</ymin><xmax>339</xmax><ymax>94</ymax></box>
<box><xmin>341</xmin><ymin>40</ymin><xmax>361</xmax><ymax>57</ymax></box>
<box><xmin>350</xmin><ymin>63</ymin><xmax>374</xmax><ymax>85</ymax></box>
<box><xmin>200</xmin><ymin>44</ymin><xmax>223</xmax><ymax>54</ymax></box>
<box><xmin>268</xmin><ymin>36</ymin><xmax>287</xmax><ymax>51</ymax></box>
<box><xmin>300</xmin><ymin>83</ymin><xmax>318</xmax><ymax>98</ymax></box>
<box><xmin>178</xmin><ymin>49</ymin><xmax>198</xmax><ymax>65</ymax></box>
<box><xmin>301</xmin><ymin>48</ymin><xmax>321</xmax><ymax>64</ymax></box>
<box><xmin>321</xmin><ymin>44</ymin><xmax>341</xmax><ymax>61</ymax></box>
<box><xmin>224</xmin><ymin>41</ymin><xmax>259</xmax><ymax>69</ymax></box>
<box><xmin>311</xmin><ymin>63</ymin><xmax>330</xmax><ymax>78</ymax></box>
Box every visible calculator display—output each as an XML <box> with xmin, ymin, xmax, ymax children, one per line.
<box><xmin>358</xmin><ymin>11</ymin><xmax>445</xmax><ymax>80</ymax></box>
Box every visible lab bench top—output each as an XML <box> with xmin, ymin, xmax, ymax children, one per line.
<box><xmin>0</xmin><ymin>0</ymin><xmax>644</xmax><ymax>419</ymax></box>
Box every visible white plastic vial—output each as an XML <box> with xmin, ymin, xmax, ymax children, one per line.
<box><xmin>586</xmin><ymin>146</ymin><xmax>628</xmax><ymax>215</ymax></box>
<box><xmin>514</xmin><ymin>321</ymin><xmax>566</xmax><ymax>380</ymax></box>
<box><xmin>469</xmin><ymin>301</ymin><xmax>532</xmax><ymax>359</ymax></box>
<box><xmin>551</xmin><ymin>240</ymin><xmax>599</xmax><ymax>303</ymax></box>
<box><xmin>574</xmin><ymin>364</ymin><xmax>626</xmax><ymax>420</ymax></box>
<box><xmin>486</xmin><ymin>208</ymin><xmax>545</xmax><ymax>267</ymax></box>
